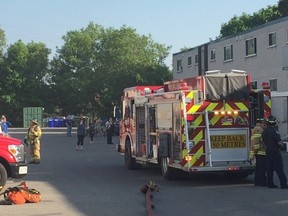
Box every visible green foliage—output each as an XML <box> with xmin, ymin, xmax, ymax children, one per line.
<box><xmin>278</xmin><ymin>0</ymin><xmax>288</xmax><ymax>16</ymax></box>
<box><xmin>50</xmin><ymin>23</ymin><xmax>171</xmax><ymax>118</ymax></box>
<box><xmin>0</xmin><ymin>40</ymin><xmax>51</xmax><ymax>125</ymax></box>
<box><xmin>0</xmin><ymin>24</ymin><xmax>171</xmax><ymax>122</ymax></box>
<box><xmin>0</xmin><ymin>28</ymin><xmax>6</xmax><ymax>54</ymax></box>
<box><xmin>220</xmin><ymin>5</ymin><xmax>281</xmax><ymax>37</ymax></box>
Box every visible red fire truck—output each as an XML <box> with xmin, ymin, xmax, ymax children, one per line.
<box><xmin>117</xmin><ymin>70</ymin><xmax>271</xmax><ymax>179</ymax></box>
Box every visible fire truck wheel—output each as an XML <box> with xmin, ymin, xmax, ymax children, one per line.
<box><xmin>124</xmin><ymin>140</ymin><xmax>136</xmax><ymax>170</ymax></box>
<box><xmin>0</xmin><ymin>163</ymin><xmax>7</xmax><ymax>190</ymax></box>
<box><xmin>160</xmin><ymin>157</ymin><xmax>176</xmax><ymax>180</ymax></box>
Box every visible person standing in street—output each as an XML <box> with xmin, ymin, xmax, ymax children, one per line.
<box><xmin>262</xmin><ymin>115</ymin><xmax>288</xmax><ymax>189</ymax></box>
<box><xmin>1</xmin><ymin>115</ymin><xmax>11</xmax><ymax>136</ymax></box>
<box><xmin>249</xmin><ymin>118</ymin><xmax>267</xmax><ymax>186</ymax></box>
<box><xmin>66</xmin><ymin>118</ymin><xmax>73</xmax><ymax>137</ymax></box>
<box><xmin>26</xmin><ymin>119</ymin><xmax>42</xmax><ymax>164</ymax></box>
<box><xmin>88</xmin><ymin>120</ymin><xmax>96</xmax><ymax>144</ymax></box>
<box><xmin>106</xmin><ymin>117</ymin><xmax>115</xmax><ymax>144</ymax></box>
<box><xmin>76</xmin><ymin>117</ymin><xmax>86</xmax><ymax>151</ymax></box>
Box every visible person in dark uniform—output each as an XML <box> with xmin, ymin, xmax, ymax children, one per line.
<box><xmin>262</xmin><ymin>115</ymin><xmax>288</xmax><ymax>189</ymax></box>
<box><xmin>106</xmin><ymin>117</ymin><xmax>115</xmax><ymax>144</ymax></box>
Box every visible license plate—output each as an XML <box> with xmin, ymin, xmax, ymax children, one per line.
<box><xmin>19</xmin><ymin>166</ymin><xmax>28</xmax><ymax>174</ymax></box>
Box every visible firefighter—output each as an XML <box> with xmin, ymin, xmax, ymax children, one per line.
<box><xmin>249</xmin><ymin>118</ymin><xmax>267</xmax><ymax>186</ymax></box>
<box><xmin>262</xmin><ymin>115</ymin><xmax>288</xmax><ymax>189</ymax></box>
<box><xmin>26</xmin><ymin>119</ymin><xmax>42</xmax><ymax>164</ymax></box>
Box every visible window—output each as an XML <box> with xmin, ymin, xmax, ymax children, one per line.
<box><xmin>224</xmin><ymin>44</ymin><xmax>233</xmax><ymax>61</ymax></box>
<box><xmin>270</xmin><ymin>79</ymin><xmax>277</xmax><ymax>91</ymax></box>
<box><xmin>194</xmin><ymin>55</ymin><xmax>198</xmax><ymax>65</ymax></box>
<box><xmin>188</xmin><ymin>56</ymin><xmax>192</xmax><ymax>66</ymax></box>
<box><xmin>210</xmin><ymin>49</ymin><xmax>216</xmax><ymax>61</ymax></box>
<box><xmin>245</xmin><ymin>38</ymin><xmax>257</xmax><ymax>56</ymax></box>
<box><xmin>268</xmin><ymin>32</ymin><xmax>276</xmax><ymax>46</ymax></box>
<box><xmin>176</xmin><ymin>59</ymin><xmax>182</xmax><ymax>72</ymax></box>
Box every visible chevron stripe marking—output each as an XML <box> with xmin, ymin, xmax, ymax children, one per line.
<box><xmin>193</xmin><ymin>129</ymin><xmax>203</xmax><ymax>145</ymax></box>
<box><xmin>193</xmin><ymin>115</ymin><xmax>203</xmax><ymax>127</ymax></box>
<box><xmin>210</xmin><ymin>115</ymin><xmax>221</xmax><ymax>126</ymax></box>
<box><xmin>235</xmin><ymin>102</ymin><xmax>248</xmax><ymax>111</ymax></box>
<box><xmin>187</xmin><ymin>104</ymin><xmax>202</xmax><ymax>114</ymax></box>
<box><xmin>206</xmin><ymin>102</ymin><xmax>219</xmax><ymax>111</ymax></box>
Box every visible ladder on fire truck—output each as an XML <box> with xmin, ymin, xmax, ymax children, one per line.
<box><xmin>181</xmin><ymin>95</ymin><xmax>213</xmax><ymax>170</ymax></box>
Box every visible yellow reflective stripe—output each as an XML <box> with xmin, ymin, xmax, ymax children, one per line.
<box><xmin>206</xmin><ymin>102</ymin><xmax>220</xmax><ymax>126</ymax></box>
<box><xmin>193</xmin><ymin>115</ymin><xmax>202</xmax><ymax>126</ymax></box>
<box><xmin>186</xmin><ymin>91</ymin><xmax>193</xmax><ymax>100</ymax></box>
<box><xmin>182</xmin><ymin>148</ymin><xmax>187</xmax><ymax>159</ymax></box>
<box><xmin>194</xmin><ymin>130</ymin><xmax>203</xmax><ymax>144</ymax></box>
<box><xmin>235</xmin><ymin>102</ymin><xmax>248</xmax><ymax>111</ymax></box>
<box><xmin>206</xmin><ymin>103</ymin><xmax>218</xmax><ymax>111</ymax></box>
<box><xmin>187</xmin><ymin>104</ymin><xmax>202</xmax><ymax>114</ymax></box>
<box><xmin>266</xmin><ymin>99</ymin><xmax>271</xmax><ymax>108</ymax></box>
<box><xmin>252</xmin><ymin>134</ymin><xmax>262</xmax><ymax>137</ymax></box>
<box><xmin>210</xmin><ymin>115</ymin><xmax>221</xmax><ymax>126</ymax></box>
<box><xmin>222</xmin><ymin>121</ymin><xmax>232</xmax><ymax>126</ymax></box>
<box><xmin>188</xmin><ymin>146</ymin><xmax>204</xmax><ymax>166</ymax></box>
<box><xmin>224</xmin><ymin>103</ymin><xmax>233</xmax><ymax>110</ymax></box>
<box><xmin>253</xmin><ymin>144</ymin><xmax>260</xmax><ymax>149</ymax></box>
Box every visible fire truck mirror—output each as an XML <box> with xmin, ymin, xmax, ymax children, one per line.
<box><xmin>158</xmin><ymin>133</ymin><xmax>171</xmax><ymax>157</ymax></box>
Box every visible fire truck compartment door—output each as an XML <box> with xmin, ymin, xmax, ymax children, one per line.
<box><xmin>207</xmin><ymin>128</ymin><xmax>249</xmax><ymax>162</ymax></box>
<box><xmin>157</xmin><ymin>104</ymin><xmax>172</xmax><ymax>129</ymax></box>
<box><xmin>158</xmin><ymin>133</ymin><xmax>172</xmax><ymax>157</ymax></box>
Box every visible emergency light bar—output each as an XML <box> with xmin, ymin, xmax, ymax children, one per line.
<box><xmin>213</xmin><ymin>110</ymin><xmax>239</xmax><ymax>115</ymax></box>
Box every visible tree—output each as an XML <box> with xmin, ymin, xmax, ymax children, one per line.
<box><xmin>278</xmin><ymin>0</ymin><xmax>288</xmax><ymax>17</ymax></box>
<box><xmin>220</xmin><ymin>5</ymin><xmax>281</xmax><ymax>37</ymax></box>
<box><xmin>0</xmin><ymin>28</ymin><xmax>5</xmax><ymax>54</ymax></box>
<box><xmin>0</xmin><ymin>40</ymin><xmax>51</xmax><ymax>125</ymax></box>
<box><xmin>50</xmin><ymin>23</ymin><xmax>172</xmax><ymax>118</ymax></box>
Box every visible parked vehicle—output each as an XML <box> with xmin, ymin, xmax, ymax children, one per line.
<box><xmin>118</xmin><ymin>70</ymin><xmax>271</xmax><ymax>180</ymax></box>
<box><xmin>0</xmin><ymin>131</ymin><xmax>28</xmax><ymax>190</ymax></box>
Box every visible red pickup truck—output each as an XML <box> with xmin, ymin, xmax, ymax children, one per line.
<box><xmin>0</xmin><ymin>135</ymin><xmax>28</xmax><ymax>191</ymax></box>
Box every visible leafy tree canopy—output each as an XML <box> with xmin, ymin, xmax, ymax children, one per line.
<box><xmin>0</xmin><ymin>28</ymin><xmax>5</xmax><ymax>52</ymax></box>
<box><xmin>50</xmin><ymin>23</ymin><xmax>172</xmax><ymax>118</ymax></box>
<box><xmin>219</xmin><ymin>0</ymin><xmax>288</xmax><ymax>37</ymax></box>
<box><xmin>220</xmin><ymin>5</ymin><xmax>281</xmax><ymax>37</ymax></box>
<box><xmin>278</xmin><ymin>0</ymin><xmax>288</xmax><ymax>16</ymax></box>
<box><xmin>0</xmin><ymin>40</ymin><xmax>51</xmax><ymax>125</ymax></box>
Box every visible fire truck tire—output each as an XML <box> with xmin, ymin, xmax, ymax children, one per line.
<box><xmin>0</xmin><ymin>163</ymin><xmax>7</xmax><ymax>190</ymax></box>
<box><xmin>124</xmin><ymin>141</ymin><xmax>136</xmax><ymax>170</ymax></box>
<box><xmin>160</xmin><ymin>157</ymin><xmax>177</xmax><ymax>180</ymax></box>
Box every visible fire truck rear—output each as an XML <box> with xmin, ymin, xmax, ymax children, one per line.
<box><xmin>117</xmin><ymin>70</ymin><xmax>271</xmax><ymax>180</ymax></box>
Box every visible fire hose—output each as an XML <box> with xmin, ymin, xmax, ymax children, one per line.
<box><xmin>140</xmin><ymin>181</ymin><xmax>159</xmax><ymax>216</ymax></box>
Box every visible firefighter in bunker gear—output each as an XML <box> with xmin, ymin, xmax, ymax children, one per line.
<box><xmin>26</xmin><ymin>119</ymin><xmax>42</xmax><ymax>164</ymax></box>
<box><xmin>249</xmin><ymin>118</ymin><xmax>267</xmax><ymax>186</ymax></box>
<box><xmin>262</xmin><ymin>115</ymin><xmax>288</xmax><ymax>189</ymax></box>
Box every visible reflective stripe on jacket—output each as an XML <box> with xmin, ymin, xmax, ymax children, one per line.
<box><xmin>251</xmin><ymin>125</ymin><xmax>266</xmax><ymax>156</ymax></box>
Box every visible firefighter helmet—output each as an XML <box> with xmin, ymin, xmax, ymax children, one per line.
<box><xmin>267</xmin><ymin>115</ymin><xmax>277</xmax><ymax>125</ymax></box>
<box><xmin>256</xmin><ymin>118</ymin><xmax>266</xmax><ymax>124</ymax></box>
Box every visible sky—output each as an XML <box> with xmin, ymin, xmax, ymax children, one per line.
<box><xmin>0</xmin><ymin>0</ymin><xmax>279</xmax><ymax>68</ymax></box>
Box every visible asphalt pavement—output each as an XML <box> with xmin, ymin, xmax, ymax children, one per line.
<box><xmin>1</xmin><ymin>127</ymin><xmax>288</xmax><ymax>216</ymax></box>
